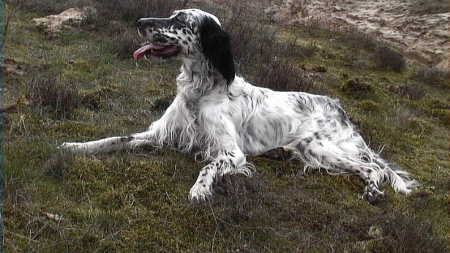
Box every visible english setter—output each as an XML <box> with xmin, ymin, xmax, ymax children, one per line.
<box><xmin>60</xmin><ymin>9</ymin><xmax>417</xmax><ymax>204</ymax></box>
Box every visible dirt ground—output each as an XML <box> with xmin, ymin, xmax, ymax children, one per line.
<box><xmin>264</xmin><ymin>0</ymin><xmax>449</xmax><ymax>69</ymax></box>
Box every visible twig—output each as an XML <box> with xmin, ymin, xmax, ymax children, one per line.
<box><xmin>1</xmin><ymin>4</ymin><xmax>16</xmax><ymax>52</ymax></box>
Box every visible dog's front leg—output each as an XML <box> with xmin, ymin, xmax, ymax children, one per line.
<box><xmin>59</xmin><ymin>97</ymin><xmax>188</xmax><ymax>154</ymax></box>
<box><xmin>189</xmin><ymin>148</ymin><xmax>254</xmax><ymax>201</ymax></box>
<box><xmin>59</xmin><ymin>131</ymin><xmax>158</xmax><ymax>155</ymax></box>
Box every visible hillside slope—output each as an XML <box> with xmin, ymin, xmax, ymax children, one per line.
<box><xmin>2</xmin><ymin>0</ymin><xmax>449</xmax><ymax>252</ymax></box>
<box><xmin>264</xmin><ymin>0</ymin><xmax>450</xmax><ymax>69</ymax></box>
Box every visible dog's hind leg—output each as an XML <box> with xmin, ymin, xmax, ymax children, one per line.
<box><xmin>293</xmin><ymin>139</ymin><xmax>386</xmax><ymax>204</ymax></box>
<box><xmin>292</xmin><ymin>135</ymin><xmax>416</xmax><ymax>204</ymax></box>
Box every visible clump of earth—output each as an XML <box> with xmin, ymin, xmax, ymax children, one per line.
<box><xmin>32</xmin><ymin>7</ymin><xmax>96</xmax><ymax>36</ymax></box>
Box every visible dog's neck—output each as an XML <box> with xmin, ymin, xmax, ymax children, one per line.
<box><xmin>176</xmin><ymin>58</ymin><xmax>228</xmax><ymax>102</ymax></box>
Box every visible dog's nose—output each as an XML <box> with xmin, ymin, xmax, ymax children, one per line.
<box><xmin>137</xmin><ymin>18</ymin><xmax>153</xmax><ymax>27</ymax></box>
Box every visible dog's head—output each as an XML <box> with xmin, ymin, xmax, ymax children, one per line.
<box><xmin>134</xmin><ymin>9</ymin><xmax>235</xmax><ymax>84</ymax></box>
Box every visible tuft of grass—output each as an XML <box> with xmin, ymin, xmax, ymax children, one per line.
<box><xmin>409</xmin><ymin>0</ymin><xmax>450</xmax><ymax>15</ymax></box>
<box><xmin>340</xmin><ymin>78</ymin><xmax>373</xmax><ymax>98</ymax></box>
<box><xmin>89</xmin><ymin>0</ymin><xmax>187</xmax><ymax>26</ymax></box>
<box><xmin>6</xmin><ymin>0</ymin><xmax>90</xmax><ymax>15</ymax></box>
<box><xmin>80</xmin><ymin>85</ymin><xmax>122</xmax><ymax>110</ymax></box>
<box><xmin>389</xmin><ymin>82</ymin><xmax>427</xmax><ymax>101</ymax></box>
<box><xmin>257</xmin><ymin>58</ymin><xmax>317</xmax><ymax>92</ymax></box>
<box><xmin>224</xmin><ymin>8</ymin><xmax>321</xmax><ymax>93</ymax></box>
<box><xmin>413</xmin><ymin>67</ymin><xmax>450</xmax><ymax>89</ymax></box>
<box><xmin>27</xmin><ymin>72</ymin><xmax>80</xmax><ymax>119</ymax></box>
<box><xmin>337</xmin><ymin>27</ymin><xmax>378</xmax><ymax>52</ymax></box>
<box><xmin>355</xmin><ymin>211</ymin><xmax>450</xmax><ymax>253</ymax></box>
<box><xmin>373</xmin><ymin>46</ymin><xmax>406</xmax><ymax>72</ymax></box>
<box><xmin>110</xmin><ymin>29</ymin><xmax>141</xmax><ymax>59</ymax></box>
<box><xmin>213</xmin><ymin>175</ymin><xmax>268</xmax><ymax>223</ymax></box>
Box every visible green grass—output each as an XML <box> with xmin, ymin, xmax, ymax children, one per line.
<box><xmin>2</xmin><ymin>2</ymin><xmax>450</xmax><ymax>252</ymax></box>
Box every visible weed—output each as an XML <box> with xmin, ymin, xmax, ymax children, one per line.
<box><xmin>409</xmin><ymin>0</ymin><xmax>450</xmax><ymax>15</ymax></box>
<box><xmin>110</xmin><ymin>29</ymin><xmax>141</xmax><ymax>59</ymax></box>
<box><xmin>27</xmin><ymin>72</ymin><xmax>80</xmax><ymax>119</ymax></box>
<box><xmin>340</xmin><ymin>78</ymin><xmax>373</xmax><ymax>98</ymax></box>
<box><xmin>213</xmin><ymin>175</ymin><xmax>267</xmax><ymax>223</ymax></box>
<box><xmin>355</xmin><ymin>212</ymin><xmax>449</xmax><ymax>253</ymax></box>
<box><xmin>6</xmin><ymin>0</ymin><xmax>89</xmax><ymax>15</ymax></box>
<box><xmin>80</xmin><ymin>85</ymin><xmax>122</xmax><ymax>110</ymax></box>
<box><xmin>337</xmin><ymin>27</ymin><xmax>378</xmax><ymax>52</ymax></box>
<box><xmin>413</xmin><ymin>67</ymin><xmax>450</xmax><ymax>89</ymax></box>
<box><xmin>373</xmin><ymin>46</ymin><xmax>406</xmax><ymax>72</ymax></box>
<box><xmin>91</xmin><ymin>0</ymin><xmax>187</xmax><ymax>25</ymax></box>
<box><xmin>257</xmin><ymin>58</ymin><xmax>315</xmax><ymax>92</ymax></box>
<box><xmin>1</xmin><ymin>2</ymin><xmax>17</xmax><ymax>52</ymax></box>
<box><xmin>224</xmin><ymin>8</ymin><xmax>319</xmax><ymax>93</ymax></box>
<box><xmin>390</xmin><ymin>82</ymin><xmax>427</xmax><ymax>101</ymax></box>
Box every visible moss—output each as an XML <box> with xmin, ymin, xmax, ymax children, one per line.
<box><xmin>47</xmin><ymin>121</ymin><xmax>105</xmax><ymax>139</ymax></box>
<box><xmin>340</xmin><ymin>78</ymin><xmax>374</xmax><ymax>98</ymax></box>
<box><xmin>358</xmin><ymin>100</ymin><xmax>383</xmax><ymax>113</ymax></box>
<box><xmin>80</xmin><ymin>86</ymin><xmax>122</xmax><ymax>110</ymax></box>
<box><xmin>427</xmin><ymin>109</ymin><xmax>450</xmax><ymax>126</ymax></box>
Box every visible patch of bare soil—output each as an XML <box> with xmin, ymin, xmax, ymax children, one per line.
<box><xmin>1</xmin><ymin>57</ymin><xmax>25</xmax><ymax>76</ymax></box>
<box><xmin>264</xmin><ymin>0</ymin><xmax>449</xmax><ymax>69</ymax></box>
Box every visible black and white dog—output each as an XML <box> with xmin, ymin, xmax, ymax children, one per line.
<box><xmin>60</xmin><ymin>9</ymin><xmax>417</xmax><ymax>204</ymax></box>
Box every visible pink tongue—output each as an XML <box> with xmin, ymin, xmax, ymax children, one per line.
<box><xmin>133</xmin><ymin>44</ymin><xmax>165</xmax><ymax>60</ymax></box>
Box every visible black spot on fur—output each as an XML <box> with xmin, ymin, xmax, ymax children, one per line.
<box><xmin>314</xmin><ymin>132</ymin><xmax>321</xmax><ymax>140</ymax></box>
<box><xmin>304</xmin><ymin>137</ymin><xmax>313</xmax><ymax>145</ymax></box>
<box><xmin>297</xmin><ymin>143</ymin><xmax>306</xmax><ymax>153</ymax></box>
<box><xmin>121</xmin><ymin>136</ymin><xmax>134</xmax><ymax>142</ymax></box>
<box><xmin>154</xmin><ymin>34</ymin><xmax>168</xmax><ymax>44</ymax></box>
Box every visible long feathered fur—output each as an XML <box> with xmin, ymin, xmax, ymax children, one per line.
<box><xmin>60</xmin><ymin>9</ymin><xmax>418</xmax><ymax>204</ymax></box>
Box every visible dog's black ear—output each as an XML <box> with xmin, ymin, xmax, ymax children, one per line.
<box><xmin>199</xmin><ymin>16</ymin><xmax>235</xmax><ymax>85</ymax></box>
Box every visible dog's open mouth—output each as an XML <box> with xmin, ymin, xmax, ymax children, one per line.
<box><xmin>133</xmin><ymin>43</ymin><xmax>181</xmax><ymax>60</ymax></box>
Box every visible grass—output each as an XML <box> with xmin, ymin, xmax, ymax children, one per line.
<box><xmin>2</xmin><ymin>1</ymin><xmax>450</xmax><ymax>252</ymax></box>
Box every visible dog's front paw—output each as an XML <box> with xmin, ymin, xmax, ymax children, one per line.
<box><xmin>189</xmin><ymin>183</ymin><xmax>212</xmax><ymax>202</ymax></box>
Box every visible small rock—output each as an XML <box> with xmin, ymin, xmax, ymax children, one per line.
<box><xmin>368</xmin><ymin>226</ymin><xmax>383</xmax><ymax>239</ymax></box>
